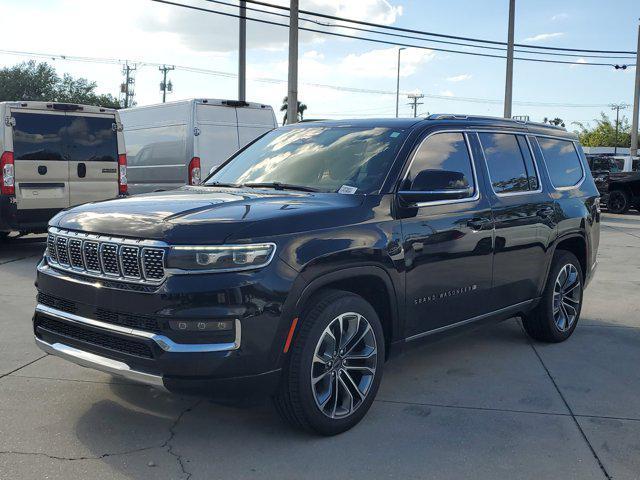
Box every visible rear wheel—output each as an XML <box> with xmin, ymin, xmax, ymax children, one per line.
<box><xmin>607</xmin><ymin>190</ymin><xmax>630</xmax><ymax>214</ymax></box>
<box><xmin>522</xmin><ymin>250</ymin><xmax>583</xmax><ymax>343</ymax></box>
<box><xmin>274</xmin><ymin>290</ymin><xmax>385</xmax><ymax>435</ymax></box>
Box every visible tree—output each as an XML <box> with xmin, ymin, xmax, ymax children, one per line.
<box><xmin>0</xmin><ymin>61</ymin><xmax>120</xmax><ymax>108</ymax></box>
<box><xmin>280</xmin><ymin>96</ymin><xmax>308</xmax><ymax>125</ymax></box>
<box><xmin>543</xmin><ymin>117</ymin><xmax>565</xmax><ymax>127</ymax></box>
<box><xmin>573</xmin><ymin>112</ymin><xmax>635</xmax><ymax>148</ymax></box>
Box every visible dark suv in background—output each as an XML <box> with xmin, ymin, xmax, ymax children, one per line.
<box><xmin>34</xmin><ymin>115</ymin><xmax>600</xmax><ymax>435</ymax></box>
<box><xmin>586</xmin><ymin>154</ymin><xmax>640</xmax><ymax>213</ymax></box>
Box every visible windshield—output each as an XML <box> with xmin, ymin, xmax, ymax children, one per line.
<box><xmin>205</xmin><ymin>125</ymin><xmax>407</xmax><ymax>193</ymax></box>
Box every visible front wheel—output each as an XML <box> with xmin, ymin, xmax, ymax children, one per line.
<box><xmin>274</xmin><ymin>290</ymin><xmax>385</xmax><ymax>435</ymax></box>
<box><xmin>522</xmin><ymin>250</ymin><xmax>583</xmax><ymax>343</ymax></box>
<box><xmin>607</xmin><ymin>190</ymin><xmax>630</xmax><ymax>214</ymax></box>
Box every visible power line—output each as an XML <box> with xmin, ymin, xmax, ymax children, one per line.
<box><xmin>0</xmin><ymin>47</ymin><xmax>616</xmax><ymax>108</ymax></box>
<box><xmin>151</xmin><ymin>0</ymin><xmax>635</xmax><ymax>67</ymax></box>
<box><xmin>202</xmin><ymin>0</ymin><xmax>635</xmax><ymax>60</ymax></box>
<box><xmin>240</xmin><ymin>0</ymin><xmax>637</xmax><ymax>55</ymax></box>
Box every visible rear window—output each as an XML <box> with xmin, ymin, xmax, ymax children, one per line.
<box><xmin>12</xmin><ymin>112</ymin><xmax>66</xmax><ymax>160</ymax></box>
<box><xmin>64</xmin><ymin>116</ymin><xmax>118</xmax><ymax>162</ymax></box>
<box><xmin>479</xmin><ymin>133</ymin><xmax>538</xmax><ymax>194</ymax></box>
<box><xmin>11</xmin><ymin>112</ymin><xmax>117</xmax><ymax>162</ymax></box>
<box><xmin>536</xmin><ymin>137</ymin><xmax>583</xmax><ymax>188</ymax></box>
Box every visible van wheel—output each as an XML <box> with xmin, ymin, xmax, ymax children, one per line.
<box><xmin>274</xmin><ymin>290</ymin><xmax>385</xmax><ymax>435</ymax></box>
<box><xmin>607</xmin><ymin>190</ymin><xmax>630</xmax><ymax>214</ymax></box>
<box><xmin>522</xmin><ymin>250</ymin><xmax>583</xmax><ymax>343</ymax></box>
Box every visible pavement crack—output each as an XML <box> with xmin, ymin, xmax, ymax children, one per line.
<box><xmin>0</xmin><ymin>354</ymin><xmax>48</xmax><ymax>381</ymax></box>
<box><xmin>162</xmin><ymin>399</ymin><xmax>202</xmax><ymax>480</ymax></box>
<box><xmin>524</xmin><ymin>325</ymin><xmax>613</xmax><ymax>480</ymax></box>
<box><xmin>0</xmin><ymin>253</ymin><xmax>41</xmax><ymax>266</ymax></box>
<box><xmin>0</xmin><ymin>445</ymin><xmax>159</xmax><ymax>462</ymax></box>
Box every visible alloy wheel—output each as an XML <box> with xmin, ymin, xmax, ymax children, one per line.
<box><xmin>553</xmin><ymin>264</ymin><xmax>581</xmax><ymax>332</ymax></box>
<box><xmin>311</xmin><ymin>312</ymin><xmax>377</xmax><ymax>419</ymax></box>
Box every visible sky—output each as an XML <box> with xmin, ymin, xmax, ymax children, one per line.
<box><xmin>0</xmin><ymin>0</ymin><xmax>638</xmax><ymax>129</ymax></box>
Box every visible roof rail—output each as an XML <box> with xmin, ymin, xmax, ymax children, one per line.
<box><xmin>426</xmin><ymin>113</ymin><xmax>566</xmax><ymax>131</ymax></box>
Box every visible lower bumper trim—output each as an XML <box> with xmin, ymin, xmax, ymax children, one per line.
<box><xmin>35</xmin><ymin>337</ymin><xmax>167</xmax><ymax>390</ymax></box>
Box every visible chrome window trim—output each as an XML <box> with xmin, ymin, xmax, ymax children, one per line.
<box><xmin>476</xmin><ymin>131</ymin><xmax>543</xmax><ymax>197</ymax></box>
<box><xmin>398</xmin><ymin>130</ymin><xmax>481</xmax><ymax>208</ymax></box>
<box><xmin>532</xmin><ymin>135</ymin><xmax>586</xmax><ymax>191</ymax></box>
<box><xmin>35</xmin><ymin>303</ymin><xmax>241</xmax><ymax>353</ymax></box>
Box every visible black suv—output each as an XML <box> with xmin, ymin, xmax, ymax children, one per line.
<box><xmin>34</xmin><ymin>115</ymin><xmax>600</xmax><ymax>435</ymax></box>
<box><xmin>586</xmin><ymin>154</ymin><xmax>640</xmax><ymax>214</ymax></box>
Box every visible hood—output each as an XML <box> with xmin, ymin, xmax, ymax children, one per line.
<box><xmin>51</xmin><ymin>186</ymin><xmax>366</xmax><ymax>244</ymax></box>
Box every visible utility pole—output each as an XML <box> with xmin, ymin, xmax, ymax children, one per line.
<box><xmin>610</xmin><ymin>103</ymin><xmax>628</xmax><ymax>155</ymax></box>
<box><xmin>407</xmin><ymin>93</ymin><xmax>424</xmax><ymax>118</ymax></box>
<box><xmin>503</xmin><ymin>0</ymin><xmax>516</xmax><ymax>118</ymax></box>
<box><xmin>631</xmin><ymin>19</ymin><xmax>640</xmax><ymax>157</ymax></box>
<box><xmin>395</xmin><ymin>47</ymin><xmax>406</xmax><ymax>118</ymax></box>
<box><xmin>120</xmin><ymin>62</ymin><xmax>136</xmax><ymax>108</ymax></box>
<box><xmin>238</xmin><ymin>0</ymin><xmax>247</xmax><ymax>101</ymax></box>
<box><xmin>287</xmin><ymin>0</ymin><xmax>299</xmax><ymax>124</ymax></box>
<box><xmin>159</xmin><ymin>65</ymin><xmax>175</xmax><ymax>103</ymax></box>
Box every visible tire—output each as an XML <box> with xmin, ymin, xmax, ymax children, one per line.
<box><xmin>607</xmin><ymin>190</ymin><xmax>630</xmax><ymax>214</ymax></box>
<box><xmin>274</xmin><ymin>289</ymin><xmax>385</xmax><ymax>435</ymax></box>
<box><xmin>522</xmin><ymin>250</ymin><xmax>583</xmax><ymax>343</ymax></box>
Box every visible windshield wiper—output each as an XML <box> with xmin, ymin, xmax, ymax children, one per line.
<box><xmin>242</xmin><ymin>182</ymin><xmax>321</xmax><ymax>192</ymax></box>
<box><xmin>204</xmin><ymin>181</ymin><xmax>243</xmax><ymax>188</ymax></box>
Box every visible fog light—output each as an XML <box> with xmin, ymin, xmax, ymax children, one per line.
<box><xmin>169</xmin><ymin>320</ymin><xmax>234</xmax><ymax>332</ymax></box>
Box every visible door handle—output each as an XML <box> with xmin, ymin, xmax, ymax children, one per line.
<box><xmin>77</xmin><ymin>162</ymin><xmax>86</xmax><ymax>178</ymax></box>
<box><xmin>466</xmin><ymin>218</ymin><xmax>491</xmax><ymax>231</ymax></box>
<box><xmin>537</xmin><ymin>206</ymin><xmax>554</xmax><ymax>219</ymax></box>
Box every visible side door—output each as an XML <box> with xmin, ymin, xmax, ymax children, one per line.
<box><xmin>11</xmin><ymin>110</ymin><xmax>70</xmax><ymax>210</ymax></box>
<box><xmin>399</xmin><ymin>130</ymin><xmax>495</xmax><ymax>338</ymax></box>
<box><xmin>476</xmin><ymin>131</ymin><xmax>556</xmax><ymax>309</ymax></box>
<box><xmin>66</xmin><ymin>113</ymin><xmax>119</xmax><ymax>206</ymax></box>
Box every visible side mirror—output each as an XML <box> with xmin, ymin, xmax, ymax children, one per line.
<box><xmin>398</xmin><ymin>169</ymin><xmax>473</xmax><ymax>204</ymax></box>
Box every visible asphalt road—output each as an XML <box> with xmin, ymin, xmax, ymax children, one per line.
<box><xmin>1</xmin><ymin>215</ymin><xmax>639</xmax><ymax>480</ymax></box>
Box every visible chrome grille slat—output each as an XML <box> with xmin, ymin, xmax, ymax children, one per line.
<box><xmin>46</xmin><ymin>229</ymin><xmax>166</xmax><ymax>285</ymax></box>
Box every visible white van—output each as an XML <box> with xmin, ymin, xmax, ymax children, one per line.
<box><xmin>0</xmin><ymin>101</ymin><xmax>127</xmax><ymax>238</ymax></box>
<box><xmin>119</xmin><ymin>99</ymin><xmax>278</xmax><ymax>194</ymax></box>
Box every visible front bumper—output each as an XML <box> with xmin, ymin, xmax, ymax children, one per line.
<box><xmin>33</xmin><ymin>256</ymin><xmax>298</xmax><ymax>398</ymax></box>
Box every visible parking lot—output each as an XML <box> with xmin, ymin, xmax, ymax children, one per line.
<box><xmin>0</xmin><ymin>214</ymin><xmax>638</xmax><ymax>480</ymax></box>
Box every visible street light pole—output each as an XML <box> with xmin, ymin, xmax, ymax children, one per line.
<box><xmin>611</xmin><ymin>103</ymin><xmax>627</xmax><ymax>156</ymax></box>
<box><xmin>503</xmin><ymin>0</ymin><xmax>516</xmax><ymax>118</ymax></box>
<box><xmin>238</xmin><ymin>0</ymin><xmax>246</xmax><ymax>101</ymax></box>
<box><xmin>286</xmin><ymin>0</ymin><xmax>299</xmax><ymax>124</ymax></box>
<box><xmin>395</xmin><ymin>47</ymin><xmax>406</xmax><ymax>118</ymax></box>
<box><xmin>631</xmin><ymin>19</ymin><xmax>640</xmax><ymax>157</ymax></box>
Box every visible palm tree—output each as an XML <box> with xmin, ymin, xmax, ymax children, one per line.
<box><xmin>280</xmin><ymin>96</ymin><xmax>308</xmax><ymax>125</ymax></box>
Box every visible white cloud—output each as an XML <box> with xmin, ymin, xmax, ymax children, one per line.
<box><xmin>439</xmin><ymin>90</ymin><xmax>455</xmax><ymax>97</ymax></box>
<box><xmin>551</xmin><ymin>13</ymin><xmax>569</xmax><ymax>21</ymax></box>
<box><xmin>570</xmin><ymin>57</ymin><xmax>588</xmax><ymax>69</ymax></box>
<box><xmin>141</xmin><ymin>0</ymin><xmax>404</xmax><ymax>53</ymax></box>
<box><xmin>340</xmin><ymin>47</ymin><xmax>435</xmax><ymax>79</ymax></box>
<box><xmin>523</xmin><ymin>32</ymin><xmax>565</xmax><ymax>42</ymax></box>
<box><xmin>446</xmin><ymin>74</ymin><xmax>472</xmax><ymax>82</ymax></box>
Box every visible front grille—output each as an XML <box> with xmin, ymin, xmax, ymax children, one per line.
<box><xmin>37</xmin><ymin>292</ymin><xmax>77</xmax><ymax>314</ymax></box>
<box><xmin>46</xmin><ymin>228</ymin><xmax>166</xmax><ymax>285</ymax></box>
<box><xmin>36</xmin><ymin>316</ymin><xmax>153</xmax><ymax>358</ymax></box>
<box><xmin>68</xmin><ymin>239</ymin><xmax>84</xmax><ymax>269</ymax></box>
<box><xmin>96</xmin><ymin>308</ymin><xmax>161</xmax><ymax>333</ymax></box>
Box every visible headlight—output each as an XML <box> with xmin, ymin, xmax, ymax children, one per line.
<box><xmin>166</xmin><ymin>243</ymin><xmax>276</xmax><ymax>272</ymax></box>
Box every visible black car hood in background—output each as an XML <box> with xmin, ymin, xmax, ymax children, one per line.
<box><xmin>50</xmin><ymin>186</ymin><xmax>366</xmax><ymax>244</ymax></box>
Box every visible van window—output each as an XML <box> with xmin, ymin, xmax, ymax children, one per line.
<box><xmin>126</xmin><ymin>125</ymin><xmax>187</xmax><ymax>167</ymax></box>
<box><xmin>479</xmin><ymin>133</ymin><xmax>538</xmax><ymax>193</ymax></box>
<box><xmin>12</xmin><ymin>112</ymin><xmax>66</xmax><ymax>160</ymax></box>
<box><xmin>404</xmin><ymin>132</ymin><xmax>475</xmax><ymax>194</ymax></box>
<box><xmin>537</xmin><ymin>137</ymin><xmax>583</xmax><ymax>187</ymax></box>
<box><xmin>65</xmin><ymin>116</ymin><xmax>118</xmax><ymax>162</ymax></box>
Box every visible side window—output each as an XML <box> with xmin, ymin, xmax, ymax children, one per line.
<box><xmin>479</xmin><ymin>133</ymin><xmax>538</xmax><ymax>194</ymax></box>
<box><xmin>12</xmin><ymin>112</ymin><xmax>66</xmax><ymax>161</ymax></box>
<box><xmin>536</xmin><ymin>137</ymin><xmax>584</xmax><ymax>188</ymax></box>
<box><xmin>405</xmin><ymin>132</ymin><xmax>475</xmax><ymax>196</ymax></box>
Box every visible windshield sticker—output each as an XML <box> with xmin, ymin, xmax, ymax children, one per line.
<box><xmin>338</xmin><ymin>185</ymin><xmax>358</xmax><ymax>194</ymax></box>
<box><xmin>390</xmin><ymin>132</ymin><xmax>401</xmax><ymax>138</ymax></box>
